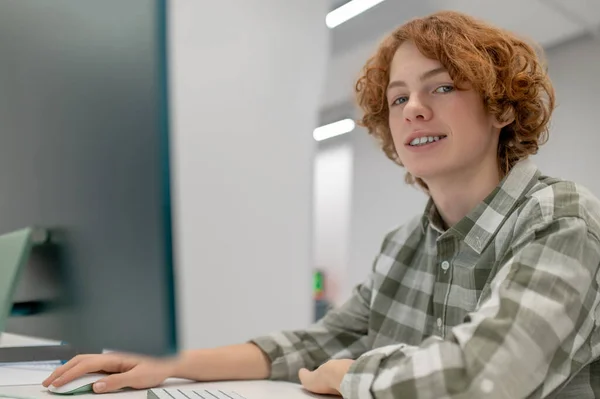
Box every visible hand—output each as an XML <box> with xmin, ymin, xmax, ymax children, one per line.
<box><xmin>298</xmin><ymin>359</ymin><xmax>354</xmax><ymax>396</ymax></box>
<box><xmin>42</xmin><ymin>353</ymin><xmax>177</xmax><ymax>393</ymax></box>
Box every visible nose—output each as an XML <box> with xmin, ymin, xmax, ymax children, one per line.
<box><xmin>403</xmin><ymin>93</ymin><xmax>432</xmax><ymax>122</ymax></box>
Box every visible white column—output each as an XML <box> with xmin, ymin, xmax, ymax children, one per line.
<box><xmin>168</xmin><ymin>1</ymin><xmax>330</xmax><ymax>349</ymax></box>
<box><xmin>313</xmin><ymin>139</ymin><xmax>353</xmax><ymax>306</ymax></box>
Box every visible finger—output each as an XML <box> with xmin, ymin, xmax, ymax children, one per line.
<box><xmin>42</xmin><ymin>355</ymin><xmax>87</xmax><ymax>387</ymax></box>
<box><xmin>93</xmin><ymin>370</ymin><xmax>138</xmax><ymax>393</ymax></box>
<box><xmin>49</xmin><ymin>360</ymin><xmax>106</xmax><ymax>387</ymax></box>
<box><xmin>298</xmin><ymin>367</ymin><xmax>338</xmax><ymax>396</ymax></box>
<box><xmin>298</xmin><ymin>368</ymin><xmax>314</xmax><ymax>388</ymax></box>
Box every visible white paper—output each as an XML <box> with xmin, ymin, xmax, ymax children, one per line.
<box><xmin>0</xmin><ymin>363</ymin><xmax>59</xmax><ymax>387</ymax></box>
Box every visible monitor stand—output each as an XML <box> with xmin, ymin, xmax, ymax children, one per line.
<box><xmin>0</xmin><ymin>228</ymin><xmax>101</xmax><ymax>363</ymax></box>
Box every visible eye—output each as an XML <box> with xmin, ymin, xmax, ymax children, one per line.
<box><xmin>391</xmin><ymin>96</ymin><xmax>408</xmax><ymax>106</ymax></box>
<box><xmin>435</xmin><ymin>85</ymin><xmax>454</xmax><ymax>94</ymax></box>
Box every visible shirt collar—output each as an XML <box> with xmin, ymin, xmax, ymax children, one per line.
<box><xmin>420</xmin><ymin>158</ymin><xmax>541</xmax><ymax>253</ymax></box>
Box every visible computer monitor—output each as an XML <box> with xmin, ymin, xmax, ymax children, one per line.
<box><xmin>0</xmin><ymin>0</ymin><xmax>177</xmax><ymax>356</ymax></box>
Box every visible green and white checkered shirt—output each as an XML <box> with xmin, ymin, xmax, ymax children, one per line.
<box><xmin>251</xmin><ymin>158</ymin><xmax>600</xmax><ymax>398</ymax></box>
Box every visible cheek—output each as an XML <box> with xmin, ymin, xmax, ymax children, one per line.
<box><xmin>444</xmin><ymin>95</ymin><xmax>492</xmax><ymax>137</ymax></box>
<box><xmin>388</xmin><ymin>110</ymin><xmax>405</xmax><ymax>147</ymax></box>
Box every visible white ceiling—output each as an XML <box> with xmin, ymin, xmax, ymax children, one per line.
<box><xmin>329</xmin><ymin>0</ymin><xmax>600</xmax><ymax>55</ymax></box>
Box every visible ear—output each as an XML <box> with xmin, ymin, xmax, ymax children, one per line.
<box><xmin>492</xmin><ymin>106</ymin><xmax>515</xmax><ymax>129</ymax></box>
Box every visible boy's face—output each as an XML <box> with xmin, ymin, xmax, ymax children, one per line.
<box><xmin>386</xmin><ymin>41</ymin><xmax>506</xmax><ymax>185</ymax></box>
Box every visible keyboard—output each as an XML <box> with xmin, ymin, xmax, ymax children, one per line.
<box><xmin>148</xmin><ymin>388</ymin><xmax>248</xmax><ymax>399</ymax></box>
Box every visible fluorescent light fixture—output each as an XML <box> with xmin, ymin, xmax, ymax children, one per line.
<box><xmin>313</xmin><ymin>119</ymin><xmax>356</xmax><ymax>141</ymax></box>
<box><xmin>326</xmin><ymin>0</ymin><xmax>386</xmax><ymax>29</ymax></box>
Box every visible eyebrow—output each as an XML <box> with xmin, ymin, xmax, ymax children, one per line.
<box><xmin>387</xmin><ymin>67</ymin><xmax>448</xmax><ymax>92</ymax></box>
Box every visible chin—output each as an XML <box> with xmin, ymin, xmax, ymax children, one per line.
<box><xmin>404</xmin><ymin>164</ymin><xmax>444</xmax><ymax>182</ymax></box>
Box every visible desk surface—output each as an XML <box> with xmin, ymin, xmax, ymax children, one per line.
<box><xmin>0</xmin><ymin>379</ymin><xmax>326</xmax><ymax>399</ymax></box>
<box><xmin>0</xmin><ymin>333</ymin><xmax>326</xmax><ymax>399</ymax></box>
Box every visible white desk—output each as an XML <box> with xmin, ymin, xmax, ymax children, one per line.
<box><xmin>0</xmin><ymin>334</ymin><xmax>327</xmax><ymax>399</ymax></box>
<box><xmin>0</xmin><ymin>379</ymin><xmax>326</xmax><ymax>399</ymax></box>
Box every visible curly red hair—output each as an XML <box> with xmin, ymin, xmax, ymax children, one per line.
<box><xmin>355</xmin><ymin>10</ymin><xmax>556</xmax><ymax>188</ymax></box>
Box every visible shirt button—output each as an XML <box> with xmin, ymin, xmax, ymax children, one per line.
<box><xmin>437</xmin><ymin>318</ymin><xmax>443</xmax><ymax>328</ymax></box>
<box><xmin>441</xmin><ymin>260</ymin><xmax>450</xmax><ymax>270</ymax></box>
<box><xmin>480</xmin><ymin>379</ymin><xmax>494</xmax><ymax>393</ymax></box>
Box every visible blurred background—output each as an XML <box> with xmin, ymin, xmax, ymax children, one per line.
<box><xmin>3</xmin><ymin>0</ymin><xmax>600</xmax><ymax>355</ymax></box>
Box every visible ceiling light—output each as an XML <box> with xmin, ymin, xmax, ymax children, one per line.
<box><xmin>313</xmin><ymin>119</ymin><xmax>356</xmax><ymax>141</ymax></box>
<box><xmin>326</xmin><ymin>0</ymin><xmax>386</xmax><ymax>29</ymax></box>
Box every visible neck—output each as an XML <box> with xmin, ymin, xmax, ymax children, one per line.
<box><xmin>425</xmin><ymin>160</ymin><xmax>501</xmax><ymax>228</ymax></box>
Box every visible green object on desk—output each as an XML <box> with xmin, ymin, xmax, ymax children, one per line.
<box><xmin>51</xmin><ymin>384</ymin><xmax>95</xmax><ymax>395</ymax></box>
<box><xmin>0</xmin><ymin>228</ymin><xmax>34</xmax><ymax>334</ymax></box>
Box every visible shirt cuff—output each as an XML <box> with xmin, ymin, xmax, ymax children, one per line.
<box><xmin>248</xmin><ymin>335</ymin><xmax>292</xmax><ymax>381</ymax></box>
<box><xmin>340</xmin><ymin>351</ymin><xmax>380</xmax><ymax>398</ymax></box>
<box><xmin>339</xmin><ymin>340</ymin><xmax>436</xmax><ymax>398</ymax></box>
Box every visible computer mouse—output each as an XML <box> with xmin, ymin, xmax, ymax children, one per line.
<box><xmin>47</xmin><ymin>373</ymin><xmax>106</xmax><ymax>395</ymax></box>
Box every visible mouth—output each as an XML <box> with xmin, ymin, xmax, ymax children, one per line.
<box><xmin>406</xmin><ymin>135</ymin><xmax>447</xmax><ymax>148</ymax></box>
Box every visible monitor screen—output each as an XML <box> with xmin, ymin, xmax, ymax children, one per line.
<box><xmin>0</xmin><ymin>0</ymin><xmax>177</xmax><ymax>356</ymax></box>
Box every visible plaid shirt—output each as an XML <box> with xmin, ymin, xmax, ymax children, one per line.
<box><xmin>251</xmin><ymin>158</ymin><xmax>600</xmax><ymax>398</ymax></box>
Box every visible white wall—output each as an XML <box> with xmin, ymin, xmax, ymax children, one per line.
<box><xmin>169</xmin><ymin>1</ymin><xmax>330</xmax><ymax>349</ymax></box>
<box><xmin>317</xmin><ymin>34</ymin><xmax>600</xmax><ymax>303</ymax></box>
<box><xmin>532</xmin><ymin>36</ymin><xmax>600</xmax><ymax>196</ymax></box>
<box><xmin>347</xmin><ymin>130</ymin><xmax>427</xmax><ymax>294</ymax></box>
<box><xmin>321</xmin><ymin>40</ymin><xmax>376</xmax><ymax>111</ymax></box>
<box><xmin>313</xmin><ymin>140</ymin><xmax>353</xmax><ymax>305</ymax></box>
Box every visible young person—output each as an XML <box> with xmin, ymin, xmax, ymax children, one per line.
<box><xmin>44</xmin><ymin>10</ymin><xmax>600</xmax><ymax>398</ymax></box>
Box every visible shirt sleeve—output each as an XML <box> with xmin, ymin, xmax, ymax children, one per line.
<box><xmin>250</xmin><ymin>270</ymin><xmax>374</xmax><ymax>382</ymax></box>
<box><xmin>340</xmin><ymin>216</ymin><xmax>600</xmax><ymax>399</ymax></box>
